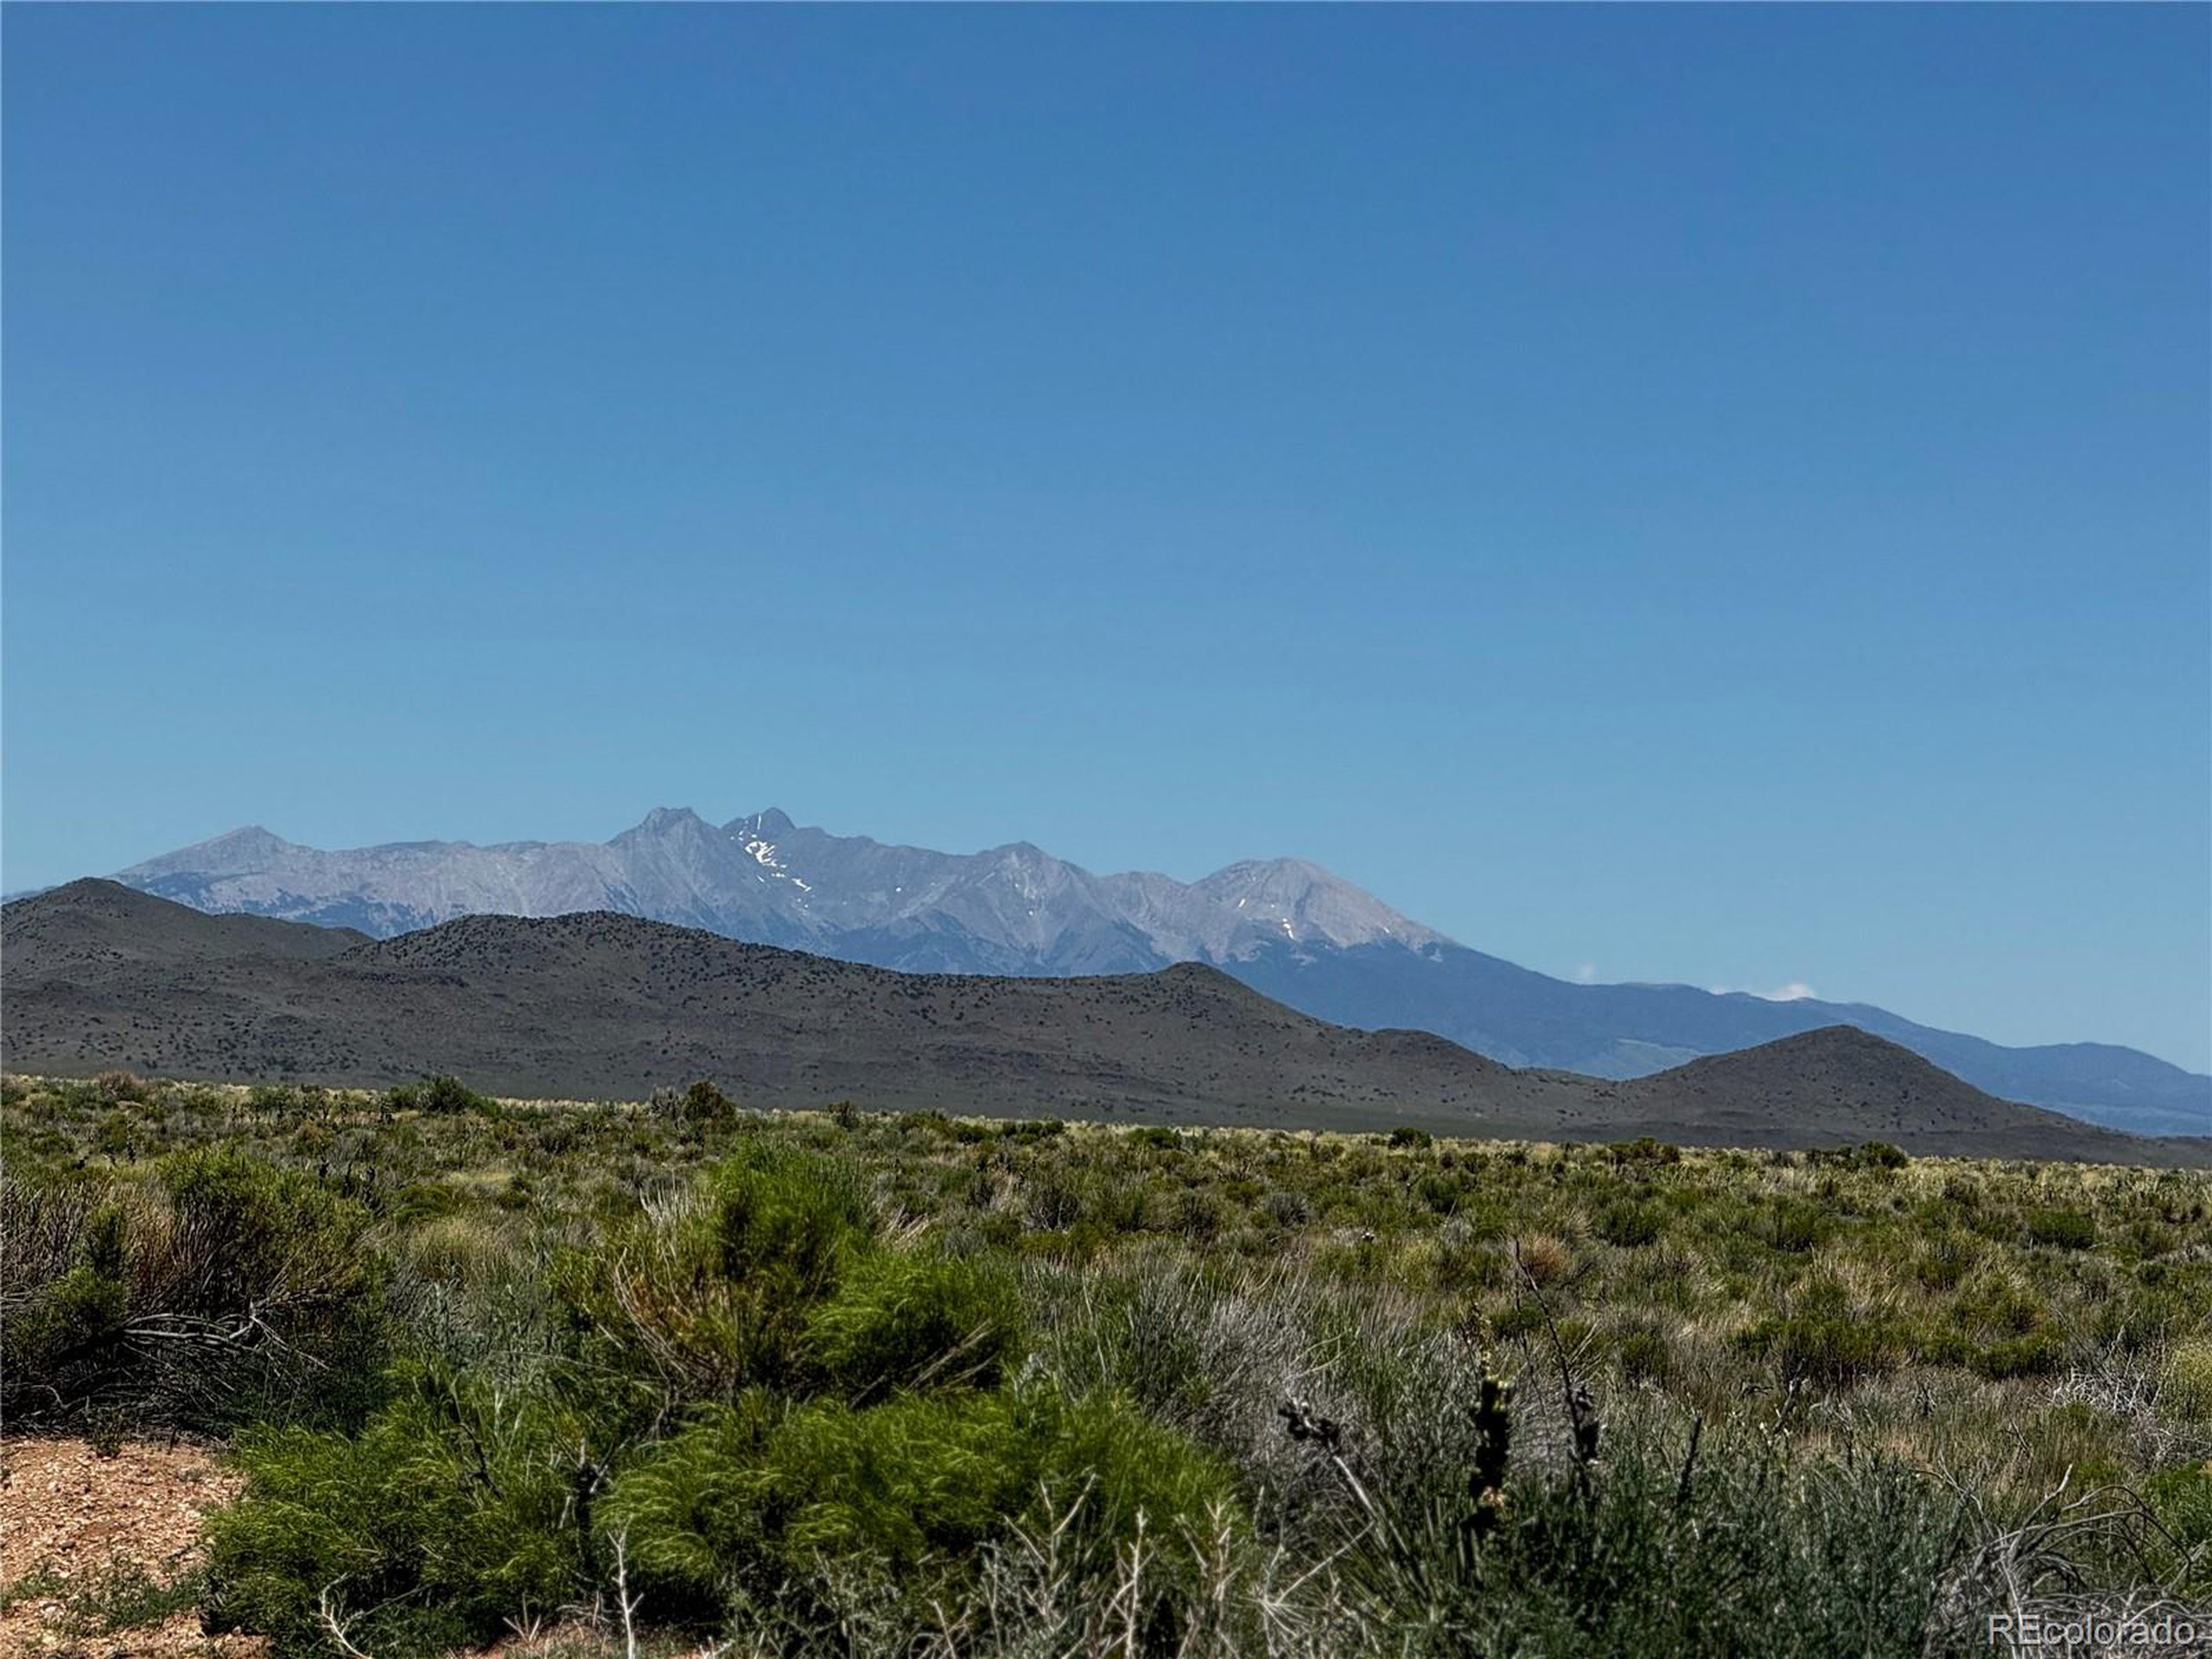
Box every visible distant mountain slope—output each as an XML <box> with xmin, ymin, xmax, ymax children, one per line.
<box><xmin>117</xmin><ymin>810</ymin><xmax>1440</xmax><ymax>970</ymax></box>
<box><xmin>110</xmin><ymin>810</ymin><xmax>2209</xmax><ymax>1136</ymax></box>
<box><xmin>5</xmin><ymin>882</ymin><xmax>2197</xmax><ymax>1166</ymax></box>
<box><xmin>1224</xmin><ymin>943</ymin><xmax>2212</xmax><ymax>1138</ymax></box>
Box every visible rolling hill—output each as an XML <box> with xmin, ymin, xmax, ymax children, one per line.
<box><xmin>4</xmin><ymin>880</ymin><xmax>2196</xmax><ymax>1164</ymax></box>
<box><xmin>109</xmin><ymin>810</ymin><xmax>2210</xmax><ymax>1137</ymax></box>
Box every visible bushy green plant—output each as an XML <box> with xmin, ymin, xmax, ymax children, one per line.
<box><xmin>1914</xmin><ymin>1229</ymin><xmax>1979</xmax><ymax>1292</ymax></box>
<box><xmin>204</xmin><ymin>1362</ymin><xmax>588</xmax><ymax>1657</ymax></box>
<box><xmin>244</xmin><ymin>1083</ymin><xmax>309</xmax><ymax>1116</ymax></box>
<box><xmin>806</xmin><ymin>1249</ymin><xmax>1023</xmax><ymax>1401</ymax></box>
<box><xmin>2024</xmin><ymin>1208</ymin><xmax>2097</xmax><ymax>1250</ymax></box>
<box><xmin>1973</xmin><ymin>1332</ymin><xmax>2063</xmax><ymax>1380</ymax></box>
<box><xmin>1261</xmin><ymin>1188</ymin><xmax>1311</xmax><ymax>1227</ymax></box>
<box><xmin>1614</xmin><ymin>1319</ymin><xmax>1674</xmax><ymax>1385</ymax></box>
<box><xmin>387</xmin><ymin>1074</ymin><xmax>495</xmax><ymax>1116</ymax></box>
<box><xmin>1758</xmin><ymin>1197</ymin><xmax>1833</xmax><ymax>1254</ymax></box>
<box><xmin>559</xmin><ymin>1143</ymin><xmax>873</xmax><ymax>1415</ymax></box>
<box><xmin>1596</xmin><ymin>1200</ymin><xmax>1662</xmax><ymax>1249</ymax></box>
<box><xmin>1168</xmin><ymin>1185</ymin><xmax>1226</xmax><ymax>1240</ymax></box>
<box><xmin>752</xmin><ymin>1393</ymin><xmax>1040</xmax><ymax>1567</ymax></box>
<box><xmin>1741</xmin><ymin>1278</ymin><xmax>1902</xmax><ymax>1390</ymax></box>
<box><xmin>602</xmin><ymin>1388</ymin><xmax>1240</xmax><ymax>1618</ymax></box>
<box><xmin>683</xmin><ymin>1077</ymin><xmax>737</xmax><ymax>1128</ymax></box>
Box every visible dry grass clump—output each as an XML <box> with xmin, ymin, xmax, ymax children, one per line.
<box><xmin>1514</xmin><ymin>1232</ymin><xmax>1573</xmax><ymax>1288</ymax></box>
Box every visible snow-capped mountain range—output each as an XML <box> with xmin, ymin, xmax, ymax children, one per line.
<box><xmin>118</xmin><ymin>808</ymin><xmax>1445</xmax><ymax>974</ymax></box>
<box><xmin>111</xmin><ymin>807</ymin><xmax>2210</xmax><ymax>1137</ymax></box>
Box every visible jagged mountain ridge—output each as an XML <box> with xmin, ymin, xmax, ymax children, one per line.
<box><xmin>119</xmin><ymin>809</ymin><xmax>1443</xmax><ymax>975</ymax></box>
<box><xmin>111</xmin><ymin>808</ymin><xmax>2211</xmax><ymax>1137</ymax></box>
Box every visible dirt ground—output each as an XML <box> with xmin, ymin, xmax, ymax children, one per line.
<box><xmin>0</xmin><ymin>1438</ymin><xmax>733</xmax><ymax>1659</ymax></box>
<box><xmin>0</xmin><ymin>1436</ymin><xmax>263</xmax><ymax>1659</ymax></box>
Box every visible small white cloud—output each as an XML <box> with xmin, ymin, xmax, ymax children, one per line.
<box><xmin>1708</xmin><ymin>981</ymin><xmax>1820</xmax><ymax>1002</ymax></box>
<box><xmin>1574</xmin><ymin>963</ymin><xmax>1598</xmax><ymax>984</ymax></box>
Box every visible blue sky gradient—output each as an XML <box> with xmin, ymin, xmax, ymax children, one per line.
<box><xmin>5</xmin><ymin>7</ymin><xmax>2207</xmax><ymax>1068</ymax></box>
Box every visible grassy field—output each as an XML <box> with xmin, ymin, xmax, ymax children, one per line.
<box><xmin>4</xmin><ymin>1070</ymin><xmax>2209</xmax><ymax>1656</ymax></box>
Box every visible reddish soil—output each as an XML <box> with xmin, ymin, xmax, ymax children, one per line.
<box><xmin>0</xmin><ymin>1436</ymin><xmax>263</xmax><ymax>1658</ymax></box>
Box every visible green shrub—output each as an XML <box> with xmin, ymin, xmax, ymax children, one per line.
<box><xmin>1415</xmin><ymin>1172</ymin><xmax>1468</xmax><ymax>1215</ymax></box>
<box><xmin>1389</xmin><ymin>1127</ymin><xmax>1434</xmax><ymax>1151</ymax></box>
<box><xmin>1950</xmin><ymin>1270</ymin><xmax>2048</xmax><ymax>1340</ymax></box>
<box><xmin>1778</xmin><ymin>1317</ymin><xmax>1899</xmax><ymax>1389</ymax></box>
<box><xmin>806</xmin><ymin>1249</ymin><xmax>1023</xmax><ymax>1401</ymax></box>
<box><xmin>1615</xmin><ymin>1322</ymin><xmax>1674</xmax><ymax>1385</ymax></box>
<box><xmin>1490</xmin><ymin>1300</ymin><xmax>1546</xmax><ymax>1342</ymax></box>
<box><xmin>93</xmin><ymin>1110</ymin><xmax>137</xmax><ymax>1162</ymax></box>
<box><xmin>1025</xmin><ymin>1174</ymin><xmax>1084</xmax><ymax>1231</ymax></box>
<box><xmin>2024</xmin><ymin>1208</ymin><xmax>2096</xmax><ymax>1250</ymax></box>
<box><xmin>1974</xmin><ymin>1333</ymin><xmax>2063</xmax><ymax>1380</ymax></box>
<box><xmin>1168</xmin><ymin>1186</ymin><xmax>1225</xmax><ymax>1240</ymax></box>
<box><xmin>385</xmin><ymin>1179</ymin><xmax>466</xmax><ymax>1227</ymax></box>
<box><xmin>559</xmin><ymin>1143</ymin><xmax>873</xmax><ymax>1413</ymax></box>
<box><xmin>1742</xmin><ymin>1281</ymin><xmax>1900</xmax><ymax>1390</ymax></box>
<box><xmin>1042</xmin><ymin>1388</ymin><xmax>1243</xmax><ymax>1556</ymax></box>
<box><xmin>756</xmin><ymin>1394</ymin><xmax>1037</xmax><ymax>1567</ymax></box>
<box><xmin>1083</xmin><ymin>1174</ymin><xmax>1154</xmax><ymax>1234</ymax></box>
<box><xmin>244</xmin><ymin>1084</ymin><xmax>308</xmax><ymax>1116</ymax></box>
<box><xmin>1758</xmin><ymin>1198</ymin><xmax>1833</xmax><ymax>1254</ymax></box>
<box><xmin>656</xmin><ymin>1078</ymin><xmax>738</xmax><ymax>1134</ymax></box>
<box><xmin>1597</xmin><ymin>1201</ymin><xmax>1662</xmax><ymax>1249</ymax></box>
<box><xmin>15</xmin><ymin>1260</ymin><xmax>129</xmax><ymax>1368</ymax></box>
<box><xmin>1913</xmin><ymin>1230</ymin><xmax>1978</xmax><ymax>1292</ymax></box>
<box><xmin>204</xmin><ymin>1363</ymin><xmax>586</xmax><ymax>1657</ymax></box>
<box><xmin>602</xmin><ymin>1389</ymin><xmax>1240</xmax><ymax>1615</ymax></box>
<box><xmin>387</xmin><ymin>1079</ymin><xmax>495</xmax><ymax>1119</ymax></box>
<box><xmin>91</xmin><ymin>1069</ymin><xmax>155</xmax><ymax>1105</ymax></box>
<box><xmin>1261</xmin><ymin>1189</ymin><xmax>1311</xmax><ymax>1228</ymax></box>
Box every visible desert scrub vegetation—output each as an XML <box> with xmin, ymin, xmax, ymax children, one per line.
<box><xmin>3</xmin><ymin>1069</ymin><xmax>2209</xmax><ymax>1656</ymax></box>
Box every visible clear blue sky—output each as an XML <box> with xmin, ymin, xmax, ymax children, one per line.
<box><xmin>5</xmin><ymin>6</ymin><xmax>2207</xmax><ymax>1070</ymax></box>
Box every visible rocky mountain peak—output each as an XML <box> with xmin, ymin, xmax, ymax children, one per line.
<box><xmin>131</xmin><ymin>824</ymin><xmax>296</xmax><ymax>875</ymax></box>
<box><xmin>1193</xmin><ymin>857</ymin><xmax>1449</xmax><ymax>952</ymax></box>
<box><xmin>623</xmin><ymin>806</ymin><xmax>712</xmax><ymax>839</ymax></box>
